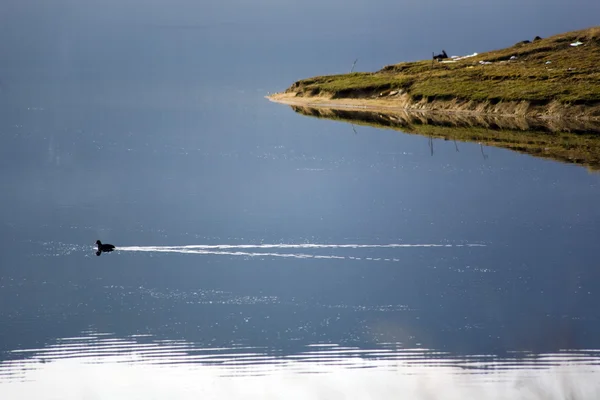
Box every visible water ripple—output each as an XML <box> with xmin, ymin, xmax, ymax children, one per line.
<box><xmin>2</xmin><ymin>333</ymin><xmax>599</xmax><ymax>399</ymax></box>
<box><xmin>2</xmin><ymin>332</ymin><xmax>600</xmax><ymax>380</ymax></box>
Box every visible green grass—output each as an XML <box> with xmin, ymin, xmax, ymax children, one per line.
<box><xmin>289</xmin><ymin>73</ymin><xmax>414</xmax><ymax>98</ymax></box>
<box><xmin>286</xmin><ymin>26</ymin><xmax>600</xmax><ymax>105</ymax></box>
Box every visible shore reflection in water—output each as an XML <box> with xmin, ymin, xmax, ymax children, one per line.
<box><xmin>288</xmin><ymin>104</ymin><xmax>600</xmax><ymax>171</ymax></box>
<box><xmin>2</xmin><ymin>332</ymin><xmax>599</xmax><ymax>399</ymax></box>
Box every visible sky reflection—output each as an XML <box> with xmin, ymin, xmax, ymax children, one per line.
<box><xmin>2</xmin><ymin>332</ymin><xmax>600</xmax><ymax>399</ymax></box>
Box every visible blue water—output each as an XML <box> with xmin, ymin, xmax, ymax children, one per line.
<box><xmin>2</xmin><ymin>1</ymin><xmax>600</xmax><ymax>398</ymax></box>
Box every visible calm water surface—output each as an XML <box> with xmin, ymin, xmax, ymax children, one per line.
<box><xmin>2</xmin><ymin>1</ymin><xmax>600</xmax><ymax>399</ymax></box>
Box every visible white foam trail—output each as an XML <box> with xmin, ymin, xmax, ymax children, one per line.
<box><xmin>119</xmin><ymin>243</ymin><xmax>485</xmax><ymax>251</ymax></box>
<box><xmin>119</xmin><ymin>247</ymin><xmax>344</xmax><ymax>260</ymax></box>
<box><xmin>115</xmin><ymin>243</ymin><xmax>485</xmax><ymax>261</ymax></box>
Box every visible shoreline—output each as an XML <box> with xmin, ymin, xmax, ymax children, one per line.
<box><xmin>267</xmin><ymin>92</ymin><xmax>600</xmax><ymax>123</ymax></box>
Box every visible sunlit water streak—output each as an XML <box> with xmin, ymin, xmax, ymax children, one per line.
<box><xmin>1</xmin><ymin>332</ymin><xmax>599</xmax><ymax>399</ymax></box>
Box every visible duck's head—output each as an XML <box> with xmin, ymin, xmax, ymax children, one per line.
<box><xmin>96</xmin><ymin>240</ymin><xmax>102</xmax><ymax>245</ymax></box>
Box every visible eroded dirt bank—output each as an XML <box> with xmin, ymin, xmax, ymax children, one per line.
<box><xmin>268</xmin><ymin>92</ymin><xmax>600</xmax><ymax>122</ymax></box>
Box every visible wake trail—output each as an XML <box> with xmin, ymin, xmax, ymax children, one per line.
<box><xmin>115</xmin><ymin>243</ymin><xmax>485</xmax><ymax>261</ymax></box>
<box><xmin>119</xmin><ymin>243</ymin><xmax>485</xmax><ymax>251</ymax></box>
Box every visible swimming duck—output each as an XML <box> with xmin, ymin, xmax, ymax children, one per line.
<box><xmin>96</xmin><ymin>240</ymin><xmax>115</xmax><ymax>256</ymax></box>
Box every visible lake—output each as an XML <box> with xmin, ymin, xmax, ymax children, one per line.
<box><xmin>1</xmin><ymin>1</ymin><xmax>600</xmax><ymax>399</ymax></box>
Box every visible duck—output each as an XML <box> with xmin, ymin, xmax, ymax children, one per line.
<box><xmin>96</xmin><ymin>240</ymin><xmax>115</xmax><ymax>256</ymax></box>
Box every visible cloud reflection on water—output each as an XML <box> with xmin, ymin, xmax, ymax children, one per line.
<box><xmin>1</xmin><ymin>332</ymin><xmax>599</xmax><ymax>399</ymax></box>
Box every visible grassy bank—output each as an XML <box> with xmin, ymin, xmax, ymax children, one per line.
<box><xmin>270</xmin><ymin>27</ymin><xmax>600</xmax><ymax>120</ymax></box>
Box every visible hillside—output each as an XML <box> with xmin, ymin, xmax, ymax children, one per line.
<box><xmin>269</xmin><ymin>26</ymin><xmax>600</xmax><ymax>120</ymax></box>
